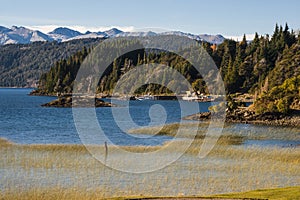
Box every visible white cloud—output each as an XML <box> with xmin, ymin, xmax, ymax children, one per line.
<box><xmin>26</xmin><ymin>25</ymin><xmax>137</xmax><ymax>34</ymax></box>
<box><xmin>224</xmin><ymin>33</ymin><xmax>256</xmax><ymax>41</ymax></box>
<box><xmin>26</xmin><ymin>25</ymin><xmax>60</xmax><ymax>33</ymax></box>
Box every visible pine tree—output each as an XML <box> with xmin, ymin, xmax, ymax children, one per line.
<box><xmin>247</xmin><ymin>32</ymin><xmax>259</xmax><ymax>55</ymax></box>
<box><xmin>109</xmin><ymin>59</ymin><xmax>120</xmax><ymax>92</ymax></box>
<box><xmin>224</xmin><ymin>57</ymin><xmax>239</xmax><ymax>93</ymax></box>
<box><xmin>271</xmin><ymin>23</ymin><xmax>280</xmax><ymax>45</ymax></box>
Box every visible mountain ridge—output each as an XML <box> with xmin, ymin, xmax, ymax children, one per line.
<box><xmin>0</xmin><ymin>25</ymin><xmax>225</xmax><ymax>45</ymax></box>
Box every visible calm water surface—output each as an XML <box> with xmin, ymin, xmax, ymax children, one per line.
<box><xmin>0</xmin><ymin>88</ymin><xmax>209</xmax><ymax>145</ymax></box>
<box><xmin>0</xmin><ymin>88</ymin><xmax>299</xmax><ymax>146</ymax></box>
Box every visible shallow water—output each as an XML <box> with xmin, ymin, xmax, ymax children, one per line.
<box><xmin>244</xmin><ymin>139</ymin><xmax>300</xmax><ymax>147</ymax></box>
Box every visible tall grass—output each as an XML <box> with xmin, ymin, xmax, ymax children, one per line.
<box><xmin>0</xmin><ymin>136</ymin><xmax>299</xmax><ymax>199</ymax></box>
<box><xmin>1</xmin><ymin>187</ymin><xmax>107</xmax><ymax>200</ymax></box>
<box><xmin>2</xmin><ymin>186</ymin><xmax>300</xmax><ymax>200</ymax></box>
<box><xmin>0</xmin><ymin>137</ymin><xmax>13</xmax><ymax>147</ymax></box>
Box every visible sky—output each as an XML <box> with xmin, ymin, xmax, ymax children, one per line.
<box><xmin>0</xmin><ymin>0</ymin><xmax>299</xmax><ymax>40</ymax></box>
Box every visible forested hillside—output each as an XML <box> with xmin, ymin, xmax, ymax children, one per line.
<box><xmin>32</xmin><ymin>24</ymin><xmax>300</xmax><ymax>114</ymax></box>
<box><xmin>35</xmin><ymin>24</ymin><xmax>299</xmax><ymax>96</ymax></box>
<box><xmin>0</xmin><ymin>38</ymin><xmax>103</xmax><ymax>87</ymax></box>
<box><xmin>34</xmin><ymin>39</ymin><xmax>206</xmax><ymax>96</ymax></box>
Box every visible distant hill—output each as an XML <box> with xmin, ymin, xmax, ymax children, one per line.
<box><xmin>0</xmin><ymin>38</ymin><xmax>103</xmax><ymax>87</ymax></box>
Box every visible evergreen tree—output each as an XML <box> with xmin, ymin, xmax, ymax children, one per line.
<box><xmin>246</xmin><ymin>32</ymin><xmax>259</xmax><ymax>55</ymax></box>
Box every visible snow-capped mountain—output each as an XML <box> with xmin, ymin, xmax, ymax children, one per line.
<box><xmin>199</xmin><ymin>34</ymin><xmax>225</xmax><ymax>45</ymax></box>
<box><xmin>48</xmin><ymin>27</ymin><xmax>83</xmax><ymax>42</ymax></box>
<box><xmin>0</xmin><ymin>25</ymin><xmax>226</xmax><ymax>45</ymax></box>
<box><xmin>0</xmin><ymin>26</ymin><xmax>53</xmax><ymax>45</ymax></box>
<box><xmin>104</xmin><ymin>28</ymin><xmax>123</xmax><ymax>37</ymax></box>
<box><xmin>160</xmin><ymin>31</ymin><xmax>202</xmax><ymax>41</ymax></box>
<box><xmin>0</xmin><ymin>26</ymin><xmax>11</xmax><ymax>33</ymax></box>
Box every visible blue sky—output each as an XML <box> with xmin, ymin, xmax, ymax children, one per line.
<box><xmin>0</xmin><ymin>0</ymin><xmax>299</xmax><ymax>39</ymax></box>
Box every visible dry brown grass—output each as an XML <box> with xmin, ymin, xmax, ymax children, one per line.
<box><xmin>0</xmin><ymin>137</ymin><xmax>13</xmax><ymax>147</ymax></box>
<box><xmin>0</xmin><ymin>137</ymin><xmax>299</xmax><ymax>199</ymax></box>
<box><xmin>1</xmin><ymin>187</ymin><xmax>102</xmax><ymax>200</ymax></box>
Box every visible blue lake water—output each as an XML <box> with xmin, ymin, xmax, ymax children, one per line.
<box><xmin>0</xmin><ymin>88</ymin><xmax>210</xmax><ymax>145</ymax></box>
<box><xmin>0</xmin><ymin>88</ymin><xmax>299</xmax><ymax>147</ymax></box>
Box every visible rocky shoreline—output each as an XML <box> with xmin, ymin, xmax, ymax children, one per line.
<box><xmin>29</xmin><ymin>90</ymin><xmax>58</xmax><ymax>97</ymax></box>
<box><xmin>183</xmin><ymin>107</ymin><xmax>300</xmax><ymax>127</ymax></box>
<box><xmin>41</xmin><ymin>96</ymin><xmax>114</xmax><ymax>108</ymax></box>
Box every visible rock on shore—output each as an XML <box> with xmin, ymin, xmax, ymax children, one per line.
<box><xmin>41</xmin><ymin>96</ymin><xmax>114</xmax><ymax>108</ymax></box>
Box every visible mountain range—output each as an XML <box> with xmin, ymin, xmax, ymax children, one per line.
<box><xmin>0</xmin><ymin>26</ymin><xmax>225</xmax><ymax>45</ymax></box>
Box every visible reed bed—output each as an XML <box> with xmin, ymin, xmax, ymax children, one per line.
<box><xmin>0</xmin><ymin>130</ymin><xmax>299</xmax><ymax>199</ymax></box>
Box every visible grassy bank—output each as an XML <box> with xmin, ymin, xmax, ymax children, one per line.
<box><xmin>212</xmin><ymin>186</ymin><xmax>300</xmax><ymax>200</ymax></box>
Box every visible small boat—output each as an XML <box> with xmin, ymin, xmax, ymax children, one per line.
<box><xmin>136</xmin><ymin>95</ymin><xmax>154</xmax><ymax>101</ymax></box>
<box><xmin>182</xmin><ymin>91</ymin><xmax>215</xmax><ymax>102</ymax></box>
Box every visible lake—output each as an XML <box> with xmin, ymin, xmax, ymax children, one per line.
<box><xmin>0</xmin><ymin>88</ymin><xmax>209</xmax><ymax>145</ymax></box>
<box><xmin>0</xmin><ymin>88</ymin><xmax>299</xmax><ymax>147</ymax></box>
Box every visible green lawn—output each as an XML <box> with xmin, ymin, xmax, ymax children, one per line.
<box><xmin>210</xmin><ymin>186</ymin><xmax>300</xmax><ymax>200</ymax></box>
